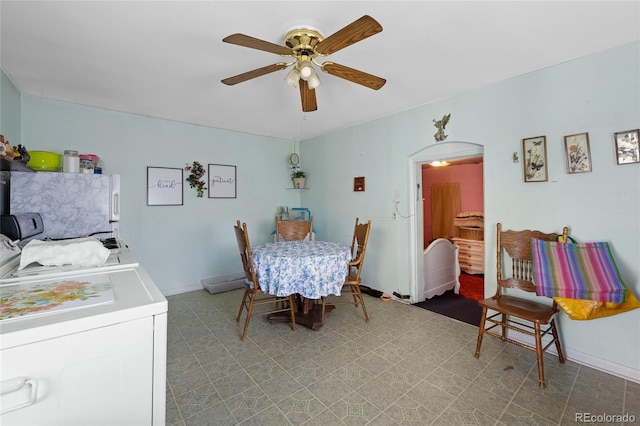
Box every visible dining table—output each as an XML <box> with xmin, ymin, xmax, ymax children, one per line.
<box><xmin>251</xmin><ymin>240</ymin><xmax>351</xmax><ymax>330</ymax></box>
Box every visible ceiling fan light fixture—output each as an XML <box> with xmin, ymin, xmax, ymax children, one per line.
<box><xmin>307</xmin><ymin>73</ymin><xmax>321</xmax><ymax>89</ymax></box>
<box><xmin>298</xmin><ymin>61</ymin><xmax>314</xmax><ymax>80</ymax></box>
<box><xmin>284</xmin><ymin>68</ymin><xmax>300</xmax><ymax>87</ymax></box>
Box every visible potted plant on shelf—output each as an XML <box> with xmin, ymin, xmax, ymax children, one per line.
<box><xmin>292</xmin><ymin>170</ymin><xmax>306</xmax><ymax>189</ymax></box>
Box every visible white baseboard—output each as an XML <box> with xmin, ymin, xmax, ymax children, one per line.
<box><xmin>563</xmin><ymin>346</ymin><xmax>640</xmax><ymax>383</ymax></box>
<box><xmin>162</xmin><ymin>282</ymin><xmax>202</xmax><ymax>297</ymax></box>
<box><xmin>482</xmin><ymin>326</ymin><xmax>640</xmax><ymax>383</ymax></box>
<box><xmin>161</xmin><ymin>273</ymin><xmax>246</xmax><ymax>297</ymax></box>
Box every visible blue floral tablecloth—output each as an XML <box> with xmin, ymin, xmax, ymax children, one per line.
<box><xmin>252</xmin><ymin>241</ymin><xmax>351</xmax><ymax>299</ymax></box>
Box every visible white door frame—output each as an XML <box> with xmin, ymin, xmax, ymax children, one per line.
<box><xmin>407</xmin><ymin>141</ymin><xmax>484</xmax><ymax>302</ymax></box>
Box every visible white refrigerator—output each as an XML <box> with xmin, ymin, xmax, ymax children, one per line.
<box><xmin>9</xmin><ymin>171</ymin><xmax>120</xmax><ymax>240</ymax></box>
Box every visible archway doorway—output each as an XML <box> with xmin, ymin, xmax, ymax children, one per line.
<box><xmin>407</xmin><ymin>141</ymin><xmax>484</xmax><ymax>302</ymax></box>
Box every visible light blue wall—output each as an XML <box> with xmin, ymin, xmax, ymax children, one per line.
<box><xmin>302</xmin><ymin>41</ymin><xmax>640</xmax><ymax>375</ymax></box>
<box><xmin>5</xmin><ymin>42</ymin><xmax>639</xmax><ymax>377</ymax></box>
<box><xmin>18</xmin><ymin>97</ymin><xmax>301</xmax><ymax>294</ymax></box>
<box><xmin>0</xmin><ymin>69</ymin><xmax>21</xmax><ymax>144</ymax></box>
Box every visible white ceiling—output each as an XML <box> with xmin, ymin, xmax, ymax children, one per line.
<box><xmin>2</xmin><ymin>1</ymin><xmax>639</xmax><ymax>141</ymax></box>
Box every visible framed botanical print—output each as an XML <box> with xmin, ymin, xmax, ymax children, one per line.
<box><xmin>614</xmin><ymin>129</ymin><xmax>639</xmax><ymax>165</ymax></box>
<box><xmin>564</xmin><ymin>132</ymin><xmax>592</xmax><ymax>173</ymax></box>
<box><xmin>522</xmin><ymin>136</ymin><xmax>548</xmax><ymax>182</ymax></box>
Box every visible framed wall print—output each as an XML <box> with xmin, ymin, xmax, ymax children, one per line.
<box><xmin>208</xmin><ymin>164</ymin><xmax>237</xmax><ymax>198</ymax></box>
<box><xmin>147</xmin><ymin>167</ymin><xmax>183</xmax><ymax>206</ymax></box>
<box><xmin>614</xmin><ymin>129</ymin><xmax>639</xmax><ymax>165</ymax></box>
<box><xmin>564</xmin><ymin>132</ymin><xmax>592</xmax><ymax>173</ymax></box>
<box><xmin>291</xmin><ymin>207</ymin><xmax>311</xmax><ymax>222</ymax></box>
<box><xmin>354</xmin><ymin>176</ymin><xmax>365</xmax><ymax>192</ymax></box>
<box><xmin>522</xmin><ymin>135</ymin><xmax>548</xmax><ymax>182</ymax></box>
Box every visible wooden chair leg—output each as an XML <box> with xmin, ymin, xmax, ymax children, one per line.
<box><xmin>351</xmin><ymin>284</ymin><xmax>359</xmax><ymax>306</ymax></box>
<box><xmin>240</xmin><ymin>294</ymin><xmax>255</xmax><ymax>341</ymax></box>
<box><xmin>354</xmin><ymin>285</ymin><xmax>369</xmax><ymax>322</ymax></box>
<box><xmin>475</xmin><ymin>307</ymin><xmax>488</xmax><ymax>358</ymax></box>
<box><xmin>534</xmin><ymin>322</ymin><xmax>546</xmax><ymax>388</ymax></box>
<box><xmin>288</xmin><ymin>295</ymin><xmax>297</xmax><ymax>331</ymax></box>
<box><xmin>320</xmin><ymin>296</ymin><xmax>326</xmax><ymax>324</ymax></box>
<box><xmin>551</xmin><ymin>320</ymin><xmax>565</xmax><ymax>363</ymax></box>
<box><xmin>500</xmin><ymin>314</ymin><xmax>508</xmax><ymax>341</ymax></box>
<box><xmin>236</xmin><ymin>288</ymin><xmax>249</xmax><ymax>322</ymax></box>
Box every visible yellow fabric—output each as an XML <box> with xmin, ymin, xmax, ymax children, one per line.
<box><xmin>554</xmin><ymin>286</ymin><xmax>640</xmax><ymax>320</ymax></box>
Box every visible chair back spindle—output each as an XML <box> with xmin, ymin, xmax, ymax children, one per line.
<box><xmin>321</xmin><ymin>218</ymin><xmax>372</xmax><ymax>324</ymax></box>
<box><xmin>496</xmin><ymin>224</ymin><xmax>568</xmax><ymax>295</ymax></box>
<box><xmin>235</xmin><ymin>221</ymin><xmax>258</xmax><ymax>289</ymax></box>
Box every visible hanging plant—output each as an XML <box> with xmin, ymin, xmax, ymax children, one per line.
<box><xmin>185</xmin><ymin>161</ymin><xmax>207</xmax><ymax>197</ymax></box>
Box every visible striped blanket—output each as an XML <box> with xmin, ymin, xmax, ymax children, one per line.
<box><xmin>531</xmin><ymin>239</ymin><xmax>626</xmax><ymax>303</ymax></box>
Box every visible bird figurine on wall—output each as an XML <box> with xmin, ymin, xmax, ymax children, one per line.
<box><xmin>433</xmin><ymin>113</ymin><xmax>451</xmax><ymax>142</ymax></box>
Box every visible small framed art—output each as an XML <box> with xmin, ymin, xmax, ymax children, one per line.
<box><xmin>564</xmin><ymin>132</ymin><xmax>592</xmax><ymax>173</ymax></box>
<box><xmin>147</xmin><ymin>167</ymin><xmax>183</xmax><ymax>206</ymax></box>
<box><xmin>354</xmin><ymin>176</ymin><xmax>365</xmax><ymax>192</ymax></box>
<box><xmin>208</xmin><ymin>164</ymin><xmax>237</xmax><ymax>198</ymax></box>
<box><xmin>291</xmin><ymin>208</ymin><xmax>311</xmax><ymax>222</ymax></box>
<box><xmin>522</xmin><ymin>135</ymin><xmax>548</xmax><ymax>182</ymax></box>
<box><xmin>614</xmin><ymin>129</ymin><xmax>639</xmax><ymax>165</ymax></box>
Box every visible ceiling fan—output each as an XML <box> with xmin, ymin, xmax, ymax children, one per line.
<box><xmin>221</xmin><ymin>15</ymin><xmax>386</xmax><ymax>112</ymax></box>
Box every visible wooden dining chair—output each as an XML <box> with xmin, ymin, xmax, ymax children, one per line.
<box><xmin>322</xmin><ymin>218</ymin><xmax>372</xmax><ymax>324</ymax></box>
<box><xmin>474</xmin><ymin>223</ymin><xmax>568</xmax><ymax>388</ymax></box>
<box><xmin>234</xmin><ymin>220</ymin><xmax>296</xmax><ymax>341</ymax></box>
<box><xmin>275</xmin><ymin>216</ymin><xmax>313</xmax><ymax>241</ymax></box>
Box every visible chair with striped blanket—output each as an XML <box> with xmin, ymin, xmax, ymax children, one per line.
<box><xmin>532</xmin><ymin>239</ymin><xmax>626</xmax><ymax>303</ymax></box>
<box><xmin>532</xmin><ymin>237</ymin><xmax>636</xmax><ymax>320</ymax></box>
<box><xmin>474</xmin><ymin>223</ymin><xmax>569</xmax><ymax>388</ymax></box>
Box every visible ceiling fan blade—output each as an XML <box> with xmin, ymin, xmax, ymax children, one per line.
<box><xmin>315</xmin><ymin>15</ymin><xmax>382</xmax><ymax>56</ymax></box>
<box><xmin>321</xmin><ymin>62</ymin><xmax>386</xmax><ymax>90</ymax></box>
<box><xmin>299</xmin><ymin>80</ymin><xmax>317</xmax><ymax>112</ymax></box>
<box><xmin>221</xmin><ymin>63</ymin><xmax>288</xmax><ymax>86</ymax></box>
<box><xmin>223</xmin><ymin>33</ymin><xmax>293</xmax><ymax>56</ymax></box>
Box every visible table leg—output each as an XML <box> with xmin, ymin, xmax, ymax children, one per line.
<box><xmin>267</xmin><ymin>295</ymin><xmax>334</xmax><ymax>331</ymax></box>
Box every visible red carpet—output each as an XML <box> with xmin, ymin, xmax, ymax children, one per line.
<box><xmin>459</xmin><ymin>273</ymin><xmax>484</xmax><ymax>301</ymax></box>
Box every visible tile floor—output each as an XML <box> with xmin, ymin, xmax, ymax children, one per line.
<box><xmin>166</xmin><ymin>289</ymin><xmax>639</xmax><ymax>425</ymax></box>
